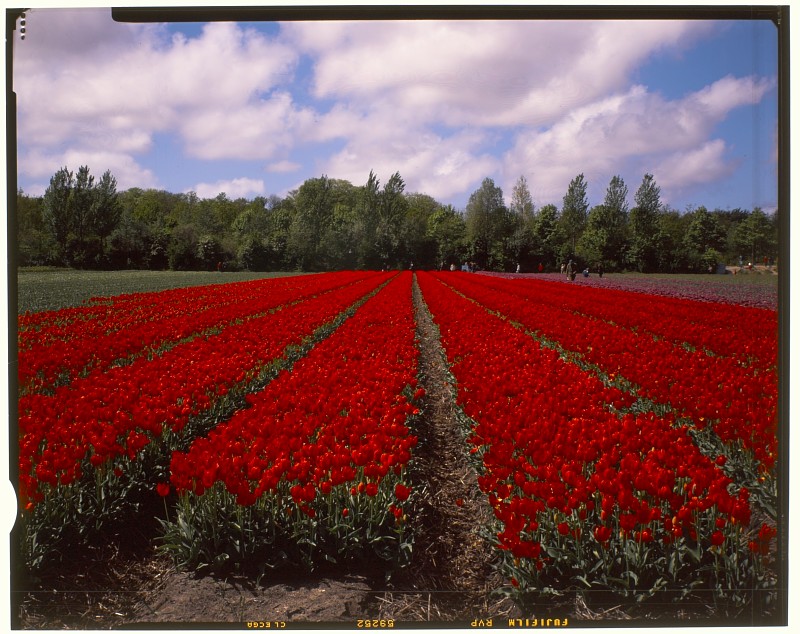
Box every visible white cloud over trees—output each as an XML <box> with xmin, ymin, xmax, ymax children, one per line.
<box><xmin>191</xmin><ymin>177</ymin><xmax>266</xmax><ymax>200</ymax></box>
<box><xmin>14</xmin><ymin>9</ymin><xmax>776</xmax><ymax>210</ymax></box>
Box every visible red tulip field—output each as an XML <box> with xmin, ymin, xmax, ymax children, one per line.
<box><xmin>14</xmin><ymin>270</ymin><xmax>781</xmax><ymax>625</ymax></box>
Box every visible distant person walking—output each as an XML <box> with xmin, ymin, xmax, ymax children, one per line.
<box><xmin>566</xmin><ymin>259</ymin><xmax>576</xmax><ymax>281</ymax></box>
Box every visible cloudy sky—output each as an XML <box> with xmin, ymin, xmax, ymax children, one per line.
<box><xmin>11</xmin><ymin>6</ymin><xmax>779</xmax><ymax>212</ymax></box>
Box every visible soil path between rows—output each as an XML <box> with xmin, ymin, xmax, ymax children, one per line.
<box><xmin>371</xmin><ymin>277</ymin><xmax>515</xmax><ymax>621</ymax></box>
<box><xmin>18</xmin><ymin>275</ymin><xmax>513</xmax><ymax>628</ymax></box>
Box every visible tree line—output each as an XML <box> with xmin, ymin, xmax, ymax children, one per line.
<box><xmin>16</xmin><ymin>165</ymin><xmax>779</xmax><ymax>274</ymax></box>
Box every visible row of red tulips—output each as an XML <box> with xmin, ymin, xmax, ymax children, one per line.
<box><xmin>161</xmin><ymin>272</ymin><xmax>421</xmax><ymax>570</ymax></box>
<box><xmin>18</xmin><ymin>272</ymin><xmax>378</xmax><ymax>394</ymax></box>
<box><xmin>18</xmin><ymin>272</ymin><xmax>391</xmax><ymax>510</ymax></box>
<box><xmin>416</xmin><ymin>271</ymin><xmax>774</xmax><ymax>603</ymax></box>
<box><xmin>435</xmin><ymin>272</ymin><xmax>777</xmax><ymax>473</ymax></box>
<box><xmin>477</xmin><ymin>273</ymin><xmax>777</xmax><ymax>370</ymax></box>
<box><xmin>17</xmin><ymin>278</ymin><xmax>249</xmax><ymax>344</ymax></box>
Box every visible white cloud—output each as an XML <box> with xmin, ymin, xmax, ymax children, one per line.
<box><xmin>280</xmin><ymin>18</ymin><xmax>761</xmax><ymax>204</ymax></box>
<box><xmin>691</xmin><ymin>74</ymin><xmax>776</xmax><ymax>118</ymax></box>
<box><xmin>191</xmin><ymin>177</ymin><xmax>265</xmax><ymax>200</ymax></box>
<box><xmin>180</xmin><ymin>92</ymin><xmax>317</xmax><ymax>160</ymax></box>
<box><xmin>322</xmin><ymin>124</ymin><xmax>500</xmax><ymax>202</ymax></box>
<box><xmin>13</xmin><ymin>12</ymin><xmax>776</xmax><ymax>211</ymax></box>
<box><xmin>266</xmin><ymin>160</ymin><xmax>302</xmax><ymax>173</ymax></box>
<box><xmin>284</xmin><ymin>20</ymin><xmax>713</xmax><ymax>128</ymax></box>
<box><xmin>15</xmin><ymin>10</ymin><xmax>301</xmax><ymax>179</ymax></box>
<box><xmin>500</xmin><ymin>75</ymin><xmax>775</xmax><ymax>207</ymax></box>
<box><xmin>17</xmin><ymin>18</ymin><xmax>297</xmax><ymax>138</ymax></box>
<box><xmin>19</xmin><ymin>148</ymin><xmax>159</xmax><ymax>194</ymax></box>
<box><xmin>654</xmin><ymin>140</ymin><xmax>737</xmax><ymax>192</ymax></box>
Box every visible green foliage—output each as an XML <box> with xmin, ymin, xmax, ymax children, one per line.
<box><xmin>167</xmin><ymin>225</ymin><xmax>199</xmax><ymax>271</ymax></box>
<box><xmin>576</xmin><ymin>219</ymin><xmax>607</xmax><ymax>270</ymax></box>
<box><xmin>19</xmin><ymin>452</ymin><xmax>167</xmax><ymax>574</ymax></box>
<box><xmin>577</xmin><ymin>175</ymin><xmax>630</xmax><ymax>271</ymax></box>
<box><xmin>65</xmin><ymin>233</ymin><xmax>105</xmax><ymax>270</ymax></box>
<box><xmin>509</xmin><ymin>175</ymin><xmax>534</xmax><ymax>219</ymax></box>
<box><xmin>500</xmin><ymin>497</ymin><xmax>776</xmax><ymax>615</ymax></box>
<box><xmin>530</xmin><ymin>204</ymin><xmax>564</xmax><ymax>270</ymax></box>
<box><xmin>683</xmin><ymin>207</ymin><xmax>726</xmax><ymax>272</ymax></box>
<box><xmin>399</xmin><ymin>193</ymin><xmax>438</xmax><ymax>269</ymax></box>
<box><xmin>506</xmin><ymin>176</ymin><xmax>537</xmax><ymax>268</ymax></box>
<box><xmin>701</xmin><ymin>248</ymin><xmax>723</xmax><ymax>273</ymax></box>
<box><xmin>20</xmin><ymin>166</ymin><xmax>779</xmax><ymax>274</ymax></box>
<box><xmin>107</xmin><ymin>213</ymin><xmax>154</xmax><ymax>269</ymax></box>
<box><xmin>627</xmin><ymin>174</ymin><xmax>662</xmax><ymax>272</ymax></box>
<box><xmin>587</xmin><ymin>176</ymin><xmax>629</xmax><ymax>270</ymax></box>
<box><xmin>427</xmin><ymin>205</ymin><xmax>467</xmax><ymax>269</ymax></box>
<box><xmin>560</xmin><ymin>173</ymin><xmax>589</xmax><ymax>254</ymax></box>
<box><xmin>196</xmin><ymin>234</ymin><xmax>224</xmax><ymax>271</ymax></box>
<box><xmin>238</xmin><ymin>236</ymin><xmax>272</xmax><ymax>271</ymax></box>
<box><xmin>16</xmin><ymin>190</ymin><xmax>57</xmax><ymax>267</ymax></box>
<box><xmin>40</xmin><ymin>165</ymin><xmax>122</xmax><ymax>268</ymax></box>
<box><xmin>41</xmin><ymin>167</ymin><xmax>76</xmax><ymax>260</ymax></box>
<box><xmin>159</xmin><ymin>477</ymin><xmax>412</xmax><ymax>575</ymax></box>
<box><xmin>732</xmin><ymin>207</ymin><xmax>777</xmax><ymax>265</ymax></box>
<box><xmin>373</xmin><ymin>172</ymin><xmax>408</xmax><ymax>269</ymax></box>
<box><xmin>465</xmin><ymin>177</ymin><xmax>513</xmax><ymax>270</ymax></box>
<box><xmin>655</xmin><ymin>209</ymin><xmax>692</xmax><ymax>273</ymax></box>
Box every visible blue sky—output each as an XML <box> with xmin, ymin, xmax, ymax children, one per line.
<box><xmin>12</xmin><ymin>6</ymin><xmax>779</xmax><ymax>213</ymax></box>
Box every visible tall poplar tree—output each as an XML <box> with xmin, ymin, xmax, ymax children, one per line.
<box><xmin>71</xmin><ymin>165</ymin><xmax>95</xmax><ymax>249</ymax></box>
<box><xmin>42</xmin><ymin>167</ymin><xmax>74</xmax><ymax>261</ymax></box>
<box><xmin>509</xmin><ymin>175</ymin><xmax>534</xmax><ymax>218</ymax></box>
<box><xmin>92</xmin><ymin>170</ymin><xmax>122</xmax><ymax>256</ymax></box>
<box><xmin>560</xmin><ymin>173</ymin><xmax>589</xmax><ymax>255</ymax></box>
<box><xmin>628</xmin><ymin>173</ymin><xmax>662</xmax><ymax>271</ymax></box>
<box><xmin>509</xmin><ymin>175</ymin><xmax>535</xmax><ymax>267</ymax></box>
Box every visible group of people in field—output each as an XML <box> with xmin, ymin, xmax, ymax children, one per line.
<box><xmin>441</xmin><ymin>259</ymin><xmax>605</xmax><ymax>280</ymax></box>
<box><xmin>447</xmin><ymin>262</ymin><xmax>478</xmax><ymax>272</ymax></box>
<box><xmin>562</xmin><ymin>260</ymin><xmax>603</xmax><ymax>281</ymax></box>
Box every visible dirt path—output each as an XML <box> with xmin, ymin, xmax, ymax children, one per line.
<box><xmin>17</xmin><ymin>274</ymin><xmax>510</xmax><ymax>628</ymax></box>
<box><xmin>372</xmin><ymin>276</ymin><xmax>514</xmax><ymax>621</ymax></box>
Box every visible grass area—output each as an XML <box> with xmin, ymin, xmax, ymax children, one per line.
<box><xmin>615</xmin><ymin>268</ymin><xmax>779</xmax><ymax>286</ymax></box>
<box><xmin>15</xmin><ymin>268</ymin><xmax>307</xmax><ymax>314</ymax></box>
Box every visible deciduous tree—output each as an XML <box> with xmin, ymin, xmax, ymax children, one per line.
<box><xmin>465</xmin><ymin>177</ymin><xmax>513</xmax><ymax>270</ymax></box>
<box><xmin>683</xmin><ymin>206</ymin><xmax>726</xmax><ymax>271</ymax></box>
<box><xmin>427</xmin><ymin>204</ymin><xmax>467</xmax><ymax>269</ymax></box>
<box><xmin>531</xmin><ymin>203</ymin><xmax>564</xmax><ymax>270</ymax></box>
<box><xmin>733</xmin><ymin>207</ymin><xmax>776</xmax><ymax>265</ymax></box>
